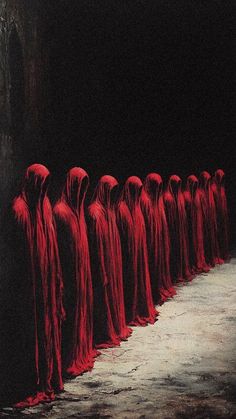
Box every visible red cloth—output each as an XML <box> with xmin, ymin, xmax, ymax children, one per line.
<box><xmin>117</xmin><ymin>176</ymin><xmax>158</xmax><ymax>326</ymax></box>
<box><xmin>164</xmin><ymin>175</ymin><xmax>194</xmax><ymax>283</ymax></box>
<box><xmin>212</xmin><ymin>169</ymin><xmax>230</xmax><ymax>261</ymax></box>
<box><xmin>12</xmin><ymin>164</ymin><xmax>64</xmax><ymax>408</ymax></box>
<box><xmin>141</xmin><ymin>173</ymin><xmax>176</xmax><ymax>304</ymax></box>
<box><xmin>54</xmin><ymin>168</ymin><xmax>98</xmax><ymax>377</ymax></box>
<box><xmin>88</xmin><ymin>175</ymin><xmax>132</xmax><ymax>348</ymax></box>
<box><xmin>184</xmin><ymin>175</ymin><xmax>210</xmax><ymax>273</ymax></box>
<box><xmin>199</xmin><ymin>171</ymin><xmax>223</xmax><ymax>266</ymax></box>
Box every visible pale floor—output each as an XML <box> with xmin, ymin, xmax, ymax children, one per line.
<box><xmin>1</xmin><ymin>259</ymin><xmax>236</xmax><ymax>418</ymax></box>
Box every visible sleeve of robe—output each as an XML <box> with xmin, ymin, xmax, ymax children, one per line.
<box><xmin>86</xmin><ymin>211</ymin><xmax>110</xmax><ymax>345</ymax></box>
<box><xmin>54</xmin><ymin>215</ymin><xmax>75</xmax><ymax>365</ymax></box>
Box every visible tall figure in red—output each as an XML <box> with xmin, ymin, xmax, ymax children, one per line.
<box><xmin>164</xmin><ymin>175</ymin><xmax>193</xmax><ymax>283</ymax></box>
<box><xmin>184</xmin><ymin>175</ymin><xmax>210</xmax><ymax>273</ymax></box>
<box><xmin>198</xmin><ymin>171</ymin><xmax>223</xmax><ymax>266</ymax></box>
<box><xmin>141</xmin><ymin>173</ymin><xmax>176</xmax><ymax>304</ymax></box>
<box><xmin>117</xmin><ymin>176</ymin><xmax>158</xmax><ymax>326</ymax></box>
<box><xmin>11</xmin><ymin>164</ymin><xmax>64</xmax><ymax>407</ymax></box>
<box><xmin>212</xmin><ymin>169</ymin><xmax>230</xmax><ymax>261</ymax></box>
<box><xmin>54</xmin><ymin>167</ymin><xmax>98</xmax><ymax>376</ymax></box>
<box><xmin>88</xmin><ymin>175</ymin><xmax>132</xmax><ymax>348</ymax></box>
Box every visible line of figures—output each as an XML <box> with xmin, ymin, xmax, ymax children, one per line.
<box><xmin>5</xmin><ymin>164</ymin><xmax>229</xmax><ymax>408</ymax></box>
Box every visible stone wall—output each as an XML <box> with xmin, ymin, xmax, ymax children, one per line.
<box><xmin>0</xmin><ymin>1</ymin><xmax>52</xmax><ymax>400</ymax></box>
<box><xmin>0</xmin><ymin>0</ymin><xmax>50</xmax><ymax>217</ymax></box>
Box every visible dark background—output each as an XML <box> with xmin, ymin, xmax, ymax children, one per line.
<box><xmin>34</xmin><ymin>1</ymin><xmax>236</xmax><ymax>242</ymax></box>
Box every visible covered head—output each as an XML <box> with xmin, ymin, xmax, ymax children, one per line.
<box><xmin>168</xmin><ymin>175</ymin><xmax>182</xmax><ymax>196</ymax></box>
<box><xmin>122</xmin><ymin>176</ymin><xmax>143</xmax><ymax>207</ymax></box>
<box><xmin>199</xmin><ymin>171</ymin><xmax>211</xmax><ymax>188</ymax></box>
<box><xmin>143</xmin><ymin>173</ymin><xmax>163</xmax><ymax>202</ymax></box>
<box><xmin>214</xmin><ymin>169</ymin><xmax>225</xmax><ymax>185</ymax></box>
<box><xmin>23</xmin><ymin>163</ymin><xmax>50</xmax><ymax>206</ymax></box>
<box><xmin>186</xmin><ymin>174</ymin><xmax>198</xmax><ymax>194</ymax></box>
<box><xmin>93</xmin><ymin>175</ymin><xmax>119</xmax><ymax>207</ymax></box>
<box><xmin>63</xmin><ymin>167</ymin><xmax>89</xmax><ymax>210</ymax></box>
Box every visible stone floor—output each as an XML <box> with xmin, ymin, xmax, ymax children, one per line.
<box><xmin>1</xmin><ymin>259</ymin><xmax>236</xmax><ymax>418</ymax></box>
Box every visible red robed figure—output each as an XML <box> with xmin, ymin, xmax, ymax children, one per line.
<box><xmin>198</xmin><ymin>171</ymin><xmax>223</xmax><ymax>266</ymax></box>
<box><xmin>212</xmin><ymin>169</ymin><xmax>230</xmax><ymax>261</ymax></box>
<box><xmin>164</xmin><ymin>175</ymin><xmax>193</xmax><ymax>283</ymax></box>
<box><xmin>184</xmin><ymin>175</ymin><xmax>210</xmax><ymax>273</ymax></box>
<box><xmin>117</xmin><ymin>176</ymin><xmax>158</xmax><ymax>326</ymax></box>
<box><xmin>88</xmin><ymin>175</ymin><xmax>132</xmax><ymax>348</ymax></box>
<box><xmin>12</xmin><ymin>164</ymin><xmax>65</xmax><ymax>408</ymax></box>
<box><xmin>54</xmin><ymin>167</ymin><xmax>98</xmax><ymax>376</ymax></box>
<box><xmin>141</xmin><ymin>173</ymin><xmax>176</xmax><ymax>304</ymax></box>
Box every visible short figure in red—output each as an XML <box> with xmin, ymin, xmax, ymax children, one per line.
<box><xmin>199</xmin><ymin>171</ymin><xmax>223</xmax><ymax>266</ymax></box>
<box><xmin>88</xmin><ymin>175</ymin><xmax>132</xmax><ymax>348</ymax></box>
<box><xmin>12</xmin><ymin>164</ymin><xmax>65</xmax><ymax>407</ymax></box>
<box><xmin>117</xmin><ymin>176</ymin><xmax>158</xmax><ymax>326</ymax></box>
<box><xmin>141</xmin><ymin>173</ymin><xmax>176</xmax><ymax>304</ymax></box>
<box><xmin>184</xmin><ymin>175</ymin><xmax>210</xmax><ymax>274</ymax></box>
<box><xmin>164</xmin><ymin>175</ymin><xmax>193</xmax><ymax>283</ymax></box>
<box><xmin>54</xmin><ymin>167</ymin><xmax>98</xmax><ymax>376</ymax></box>
<box><xmin>212</xmin><ymin>169</ymin><xmax>230</xmax><ymax>261</ymax></box>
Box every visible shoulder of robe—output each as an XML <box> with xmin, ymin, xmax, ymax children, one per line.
<box><xmin>12</xmin><ymin>196</ymin><xmax>28</xmax><ymax>224</ymax></box>
<box><xmin>140</xmin><ymin>191</ymin><xmax>150</xmax><ymax>209</ymax></box>
<box><xmin>54</xmin><ymin>200</ymin><xmax>71</xmax><ymax>219</ymax></box>
<box><xmin>183</xmin><ymin>190</ymin><xmax>191</xmax><ymax>203</ymax></box>
<box><xmin>198</xmin><ymin>189</ymin><xmax>205</xmax><ymax>199</ymax></box>
<box><xmin>117</xmin><ymin>201</ymin><xmax>127</xmax><ymax>217</ymax></box>
<box><xmin>43</xmin><ymin>196</ymin><xmax>54</xmax><ymax>218</ymax></box>
<box><xmin>211</xmin><ymin>183</ymin><xmax>217</xmax><ymax>195</ymax></box>
<box><xmin>116</xmin><ymin>201</ymin><xmax>132</xmax><ymax>226</ymax></box>
<box><xmin>88</xmin><ymin>202</ymin><xmax>103</xmax><ymax>221</ymax></box>
<box><xmin>163</xmin><ymin>191</ymin><xmax>173</xmax><ymax>203</ymax></box>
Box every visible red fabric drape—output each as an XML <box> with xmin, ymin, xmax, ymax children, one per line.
<box><xmin>198</xmin><ymin>171</ymin><xmax>223</xmax><ymax>266</ymax></box>
<box><xmin>54</xmin><ymin>167</ymin><xmax>98</xmax><ymax>376</ymax></box>
<box><xmin>88</xmin><ymin>175</ymin><xmax>132</xmax><ymax>348</ymax></box>
<box><xmin>141</xmin><ymin>173</ymin><xmax>176</xmax><ymax>304</ymax></box>
<box><xmin>184</xmin><ymin>175</ymin><xmax>210</xmax><ymax>273</ymax></box>
<box><xmin>164</xmin><ymin>175</ymin><xmax>193</xmax><ymax>283</ymax></box>
<box><xmin>212</xmin><ymin>169</ymin><xmax>230</xmax><ymax>261</ymax></box>
<box><xmin>117</xmin><ymin>176</ymin><xmax>158</xmax><ymax>326</ymax></box>
<box><xmin>13</xmin><ymin>164</ymin><xmax>65</xmax><ymax>408</ymax></box>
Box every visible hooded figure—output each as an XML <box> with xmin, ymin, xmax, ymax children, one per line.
<box><xmin>141</xmin><ymin>173</ymin><xmax>176</xmax><ymax>304</ymax></box>
<box><xmin>198</xmin><ymin>171</ymin><xmax>223</xmax><ymax>266</ymax></box>
<box><xmin>10</xmin><ymin>164</ymin><xmax>64</xmax><ymax>407</ymax></box>
<box><xmin>212</xmin><ymin>169</ymin><xmax>229</xmax><ymax>261</ymax></box>
<box><xmin>117</xmin><ymin>176</ymin><xmax>158</xmax><ymax>326</ymax></box>
<box><xmin>88</xmin><ymin>175</ymin><xmax>132</xmax><ymax>348</ymax></box>
<box><xmin>164</xmin><ymin>175</ymin><xmax>193</xmax><ymax>283</ymax></box>
<box><xmin>184</xmin><ymin>175</ymin><xmax>210</xmax><ymax>273</ymax></box>
<box><xmin>54</xmin><ymin>168</ymin><xmax>98</xmax><ymax>377</ymax></box>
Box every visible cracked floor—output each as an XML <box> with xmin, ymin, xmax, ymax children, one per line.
<box><xmin>1</xmin><ymin>259</ymin><xmax>236</xmax><ymax>418</ymax></box>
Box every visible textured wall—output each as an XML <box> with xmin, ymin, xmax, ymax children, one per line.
<box><xmin>0</xmin><ymin>2</ymin><xmax>50</xmax><ymax>400</ymax></box>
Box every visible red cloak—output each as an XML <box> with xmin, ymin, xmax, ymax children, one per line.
<box><xmin>12</xmin><ymin>164</ymin><xmax>65</xmax><ymax>408</ymax></box>
<box><xmin>164</xmin><ymin>175</ymin><xmax>193</xmax><ymax>283</ymax></box>
<box><xmin>54</xmin><ymin>167</ymin><xmax>98</xmax><ymax>376</ymax></box>
<box><xmin>212</xmin><ymin>169</ymin><xmax>230</xmax><ymax>261</ymax></box>
<box><xmin>199</xmin><ymin>171</ymin><xmax>223</xmax><ymax>266</ymax></box>
<box><xmin>117</xmin><ymin>176</ymin><xmax>158</xmax><ymax>326</ymax></box>
<box><xmin>141</xmin><ymin>173</ymin><xmax>176</xmax><ymax>304</ymax></box>
<box><xmin>88</xmin><ymin>175</ymin><xmax>132</xmax><ymax>348</ymax></box>
<box><xmin>184</xmin><ymin>175</ymin><xmax>210</xmax><ymax>273</ymax></box>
